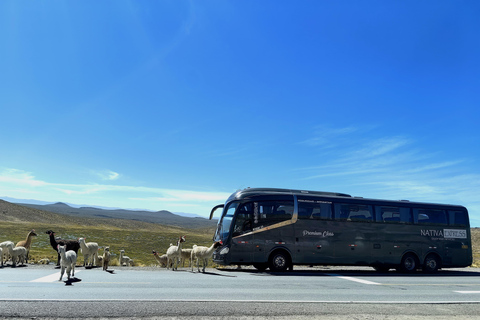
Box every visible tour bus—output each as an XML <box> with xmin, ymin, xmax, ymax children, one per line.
<box><xmin>209</xmin><ymin>188</ymin><xmax>472</xmax><ymax>273</ymax></box>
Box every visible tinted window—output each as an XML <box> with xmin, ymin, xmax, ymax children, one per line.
<box><xmin>249</xmin><ymin>200</ymin><xmax>294</xmax><ymax>228</ymax></box>
<box><xmin>375</xmin><ymin>206</ymin><xmax>412</xmax><ymax>224</ymax></box>
<box><xmin>298</xmin><ymin>199</ymin><xmax>332</xmax><ymax>220</ymax></box>
<box><xmin>448</xmin><ymin>210</ymin><xmax>469</xmax><ymax>227</ymax></box>
<box><xmin>334</xmin><ymin>203</ymin><xmax>373</xmax><ymax>222</ymax></box>
<box><xmin>415</xmin><ymin>208</ymin><xmax>447</xmax><ymax>225</ymax></box>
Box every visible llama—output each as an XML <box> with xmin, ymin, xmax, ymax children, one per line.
<box><xmin>152</xmin><ymin>250</ymin><xmax>168</xmax><ymax>267</ymax></box>
<box><xmin>46</xmin><ymin>230</ymin><xmax>80</xmax><ymax>266</ymax></box>
<box><xmin>180</xmin><ymin>248</ymin><xmax>193</xmax><ymax>267</ymax></box>
<box><xmin>15</xmin><ymin>229</ymin><xmax>37</xmax><ymax>263</ymax></box>
<box><xmin>6</xmin><ymin>243</ymin><xmax>27</xmax><ymax>267</ymax></box>
<box><xmin>191</xmin><ymin>241</ymin><xmax>222</xmax><ymax>273</ymax></box>
<box><xmin>0</xmin><ymin>241</ymin><xmax>14</xmax><ymax>265</ymax></box>
<box><xmin>119</xmin><ymin>249</ymin><xmax>133</xmax><ymax>266</ymax></box>
<box><xmin>57</xmin><ymin>245</ymin><xmax>77</xmax><ymax>281</ymax></box>
<box><xmin>78</xmin><ymin>238</ymin><xmax>99</xmax><ymax>267</ymax></box>
<box><xmin>102</xmin><ymin>246</ymin><xmax>111</xmax><ymax>271</ymax></box>
<box><xmin>166</xmin><ymin>236</ymin><xmax>186</xmax><ymax>271</ymax></box>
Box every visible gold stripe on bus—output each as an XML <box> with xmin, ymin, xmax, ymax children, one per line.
<box><xmin>232</xmin><ymin>218</ymin><xmax>296</xmax><ymax>240</ymax></box>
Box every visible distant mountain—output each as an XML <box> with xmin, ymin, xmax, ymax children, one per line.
<box><xmin>0</xmin><ymin>196</ymin><xmax>206</xmax><ymax>219</ymax></box>
<box><xmin>18</xmin><ymin>202</ymin><xmax>217</xmax><ymax>229</ymax></box>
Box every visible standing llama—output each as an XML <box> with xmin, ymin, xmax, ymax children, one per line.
<box><xmin>15</xmin><ymin>229</ymin><xmax>37</xmax><ymax>263</ymax></box>
<box><xmin>166</xmin><ymin>236</ymin><xmax>186</xmax><ymax>271</ymax></box>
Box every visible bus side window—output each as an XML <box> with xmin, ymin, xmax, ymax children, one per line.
<box><xmin>415</xmin><ymin>208</ymin><xmax>447</xmax><ymax>225</ymax></box>
<box><xmin>298</xmin><ymin>201</ymin><xmax>332</xmax><ymax>220</ymax></box>
<box><xmin>449</xmin><ymin>210</ymin><xmax>468</xmax><ymax>227</ymax></box>
<box><xmin>335</xmin><ymin>203</ymin><xmax>373</xmax><ymax>222</ymax></box>
<box><xmin>256</xmin><ymin>201</ymin><xmax>294</xmax><ymax>227</ymax></box>
<box><xmin>375</xmin><ymin>206</ymin><xmax>412</xmax><ymax>224</ymax></box>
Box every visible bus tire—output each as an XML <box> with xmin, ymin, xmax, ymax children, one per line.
<box><xmin>398</xmin><ymin>253</ymin><xmax>419</xmax><ymax>273</ymax></box>
<box><xmin>268</xmin><ymin>250</ymin><xmax>291</xmax><ymax>272</ymax></box>
<box><xmin>423</xmin><ymin>254</ymin><xmax>441</xmax><ymax>273</ymax></box>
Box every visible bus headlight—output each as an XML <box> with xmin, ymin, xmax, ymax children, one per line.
<box><xmin>219</xmin><ymin>247</ymin><xmax>229</xmax><ymax>255</ymax></box>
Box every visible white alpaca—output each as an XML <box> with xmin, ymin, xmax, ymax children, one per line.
<box><xmin>119</xmin><ymin>249</ymin><xmax>133</xmax><ymax>266</ymax></box>
<box><xmin>191</xmin><ymin>241</ymin><xmax>222</xmax><ymax>273</ymax></box>
<box><xmin>180</xmin><ymin>248</ymin><xmax>192</xmax><ymax>267</ymax></box>
<box><xmin>6</xmin><ymin>243</ymin><xmax>27</xmax><ymax>267</ymax></box>
<box><xmin>58</xmin><ymin>245</ymin><xmax>77</xmax><ymax>281</ymax></box>
<box><xmin>0</xmin><ymin>241</ymin><xmax>14</xmax><ymax>264</ymax></box>
<box><xmin>78</xmin><ymin>238</ymin><xmax>99</xmax><ymax>267</ymax></box>
<box><xmin>166</xmin><ymin>236</ymin><xmax>186</xmax><ymax>271</ymax></box>
<box><xmin>152</xmin><ymin>250</ymin><xmax>168</xmax><ymax>267</ymax></box>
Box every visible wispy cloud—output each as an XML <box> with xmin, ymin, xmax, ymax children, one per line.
<box><xmin>296</xmin><ymin>127</ymin><xmax>480</xmax><ymax>223</ymax></box>
<box><xmin>0</xmin><ymin>167</ymin><xmax>231</xmax><ymax>216</ymax></box>
<box><xmin>92</xmin><ymin>170</ymin><xmax>120</xmax><ymax>181</ymax></box>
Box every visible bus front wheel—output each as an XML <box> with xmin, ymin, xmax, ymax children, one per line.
<box><xmin>268</xmin><ymin>251</ymin><xmax>291</xmax><ymax>272</ymax></box>
<box><xmin>423</xmin><ymin>254</ymin><xmax>441</xmax><ymax>273</ymax></box>
<box><xmin>398</xmin><ymin>253</ymin><xmax>419</xmax><ymax>273</ymax></box>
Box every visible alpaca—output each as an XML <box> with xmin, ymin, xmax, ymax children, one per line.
<box><xmin>102</xmin><ymin>246</ymin><xmax>110</xmax><ymax>271</ymax></box>
<box><xmin>46</xmin><ymin>230</ymin><xmax>80</xmax><ymax>266</ymax></box>
<box><xmin>166</xmin><ymin>236</ymin><xmax>186</xmax><ymax>271</ymax></box>
<box><xmin>191</xmin><ymin>241</ymin><xmax>222</xmax><ymax>273</ymax></box>
<box><xmin>119</xmin><ymin>249</ymin><xmax>133</xmax><ymax>266</ymax></box>
<box><xmin>78</xmin><ymin>237</ymin><xmax>99</xmax><ymax>267</ymax></box>
<box><xmin>57</xmin><ymin>245</ymin><xmax>77</xmax><ymax>281</ymax></box>
<box><xmin>16</xmin><ymin>229</ymin><xmax>37</xmax><ymax>263</ymax></box>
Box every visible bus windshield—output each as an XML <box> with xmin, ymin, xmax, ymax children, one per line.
<box><xmin>215</xmin><ymin>202</ymin><xmax>238</xmax><ymax>242</ymax></box>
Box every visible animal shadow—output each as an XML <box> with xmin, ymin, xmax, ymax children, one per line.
<box><xmin>64</xmin><ymin>277</ymin><xmax>82</xmax><ymax>286</ymax></box>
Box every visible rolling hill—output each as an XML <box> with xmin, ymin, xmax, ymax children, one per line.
<box><xmin>17</xmin><ymin>202</ymin><xmax>217</xmax><ymax>229</ymax></box>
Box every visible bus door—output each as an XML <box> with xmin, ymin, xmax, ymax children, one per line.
<box><xmin>333</xmin><ymin>203</ymin><xmax>375</xmax><ymax>264</ymax></box>
<box><xmin>295</xmin><ymin>198</ymin><xmax>335</xmax><ymax>264</ymax></box>
<box><xmin>252</xmin><ymin>200</ymin><xmax>295</xmax><ymax>263</ymax></box>
<box><xmin>230</xmin><ymin>203</ymin><xmax>255</xmax><ymax>264</ymax></box>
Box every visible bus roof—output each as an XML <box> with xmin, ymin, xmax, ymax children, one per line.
<box><xmin>226</xmin><ymin>188</ymin><xmax>467</xmax><ymax>210</ymax></box>
<box><xmin>227</xmin><ymin>188</ymin><xmax>352</xmax><ymax>201</ymax></box>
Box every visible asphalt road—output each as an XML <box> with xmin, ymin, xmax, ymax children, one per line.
<box><xmin>1</xmin><ymin>264</ymin><xmax>480</xmax><ymax>319</ymax></box>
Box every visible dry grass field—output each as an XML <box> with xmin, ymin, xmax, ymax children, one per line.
<box><xmin>0</xmin><ymin>200</ymin><xmax>215</xmax><ymax>267</ymax></box>
<box><xmin>470</xmin><ymin>228</ymin><xmax>480</xmax><ymax>268</ymax></box>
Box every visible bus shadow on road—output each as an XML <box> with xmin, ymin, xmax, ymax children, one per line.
<box><xmin>191</xmin><ymin>270</ymin><xmax>237</xmax><ymax>277</ymax></box>
<box><xmin>221</xmin><ymin>267</ymin><xmax>480</xmax><ymax>277</ymax></box>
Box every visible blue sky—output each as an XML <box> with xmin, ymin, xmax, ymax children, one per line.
<box><xmin>1</xmin><ymin>1</ymin><xmax>479</xmax><ymax>225</ymax></box>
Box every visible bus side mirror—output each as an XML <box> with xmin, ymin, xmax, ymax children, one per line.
<box><xmin>209</xmin><ymin>204</ymin><xmax>224</xmax><ymax>220</ymax></box>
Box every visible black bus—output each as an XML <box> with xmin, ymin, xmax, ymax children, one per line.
<box><xmin>209</xmin><ymin>188</ymin><xmax>472</xmax><ymax>272</ymax></box>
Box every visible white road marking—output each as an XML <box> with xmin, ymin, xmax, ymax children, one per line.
<box><xmin>327</xmin><ymin>273</ymin><xmax>381</xmax><ymax>285</ymax></box>
<box><xmin>455</xmin><ymin>291</ymin><xmax>480</xmax><ymax>294</ymax></box>
<box><xmin>31</xmin><ymin>271</ymin><xmax>82</xmax><ymax>282</ymax></box>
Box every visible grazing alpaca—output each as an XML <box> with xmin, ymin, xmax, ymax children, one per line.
<box><xmin>166</xmin><ymin>236</ymin><xmax>186</xmax><ymax>271</ymax></box>
<box><xmin>46</xmin><ymin>230</ymin><xmax>80</xmax><ymax>266</ymax></box>
<box><xmin>191</xmin><ymin>241</ymin><xmax>222</xmax><ymax>273</ymax></box>
<box><xmin>16</xmin><ymin>229</ymin><xmax>37</xmax><ymax>263</ymax></box>
<box><xmin>119</xmin><ymin>249</ymin><xmax>133</xmax><ymax>266</ymax></box>
<box><xmin>152</xmin><ymin>250</ymin><xmax>168</xmax><ymax>267</ymax></box>
<box><xmin>57</xmin><ymin>245</ymin><xmax>77</xmax><ymax>281</ymax></box>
